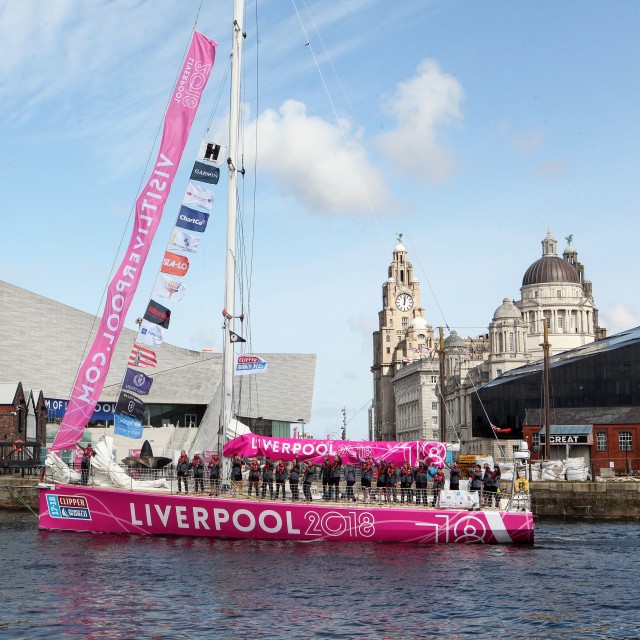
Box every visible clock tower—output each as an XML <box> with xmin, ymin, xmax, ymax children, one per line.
<box><xmin>371</xmin><ymin>236</ymin><xmax>434</xmax><ymax>441</ymax></box>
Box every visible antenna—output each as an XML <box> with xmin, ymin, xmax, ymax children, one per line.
<box><xmin>341</xmin><ymin>407</ymin><xmax>347</xmax><ymax>440</ymax></box>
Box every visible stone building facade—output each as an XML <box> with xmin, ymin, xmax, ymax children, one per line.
<box><xmin>371</xmin><ymin>230</ymin><xmax>605</xmax><ymax>452</ymax></box>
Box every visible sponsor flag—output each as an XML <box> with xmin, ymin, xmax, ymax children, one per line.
<box><xmin>175</xmin><ymin>206</ymin><xmax>209</xmax><ymax>233</ymax></box>
<box><xmin>182</xmin><ymin>181</ymin><xmax>213</xmax><ymax>210</ymax></box>
<box><xmin>137</xmin><ymin>320</ymin><xmax>164</xmax><ymax>346</ymax></box>
<box><xmin>190</xmin><ymin>160</ymin><xmax>220</xmax><ymax>185</ymax></box>
<box><xmin>161</xmin><ymin>250</ymin><xmax>190</xmax><ymax>277</ymax></box>
<box><xmin>229</xmin><ymin>331</ymin><xmax>246</xmax><ymax>343</ymax></box>
<box><xmin>116</xmin><ymin>390</ymin><xmax>145</xmax><ymax>420</ymax></box>
<box><xmin>198</xmin><ymin>141</ymin><xmax>227</xmax><ymax>165</ymax></box>
<box><xmin>114</xmin><ymin>413</ymin><xmax>143</xmax><ymax>439</ymax></box>
<box><xmin>128</xmin><ymin>344</ymin><xmax>157</xmax><ymax>368</ymax></box>
<box><xmin>153</xmin><ymin>275</ymin><xmax>188</xmax><ymax>301</ymax></box>
<box><xmin>491</xmin><ymin>424</ymin><xmax>512</xmax><ymax>434</ymax></box>
<box><xmin>168</xmin><ymin>228</ymin><xmax>200</xmax><ymax>254</ymax></box>
<box><xmin>50</xmin><ymin>31</ymin><xmax>217</xmax><ymax>451</ymax></box>
<box><xmin>122</xmin><ymin>368</ymin><xmax>153</xmax><ymax>396</ymax></box>
<box><xmin>144</xmin><ymin>299</ymin><xmax>171</xmax><ymax>328</ymax></box>
<box><xmin>234</xmin><ymin>354</ymin><xmax>268</xmax><ymax>376</ymax></box>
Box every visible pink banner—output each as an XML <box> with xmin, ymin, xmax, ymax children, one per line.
<box><xmin>223</xmin><ymin>435</ymin><xmax>447</xmax><ymax>467</ymax></box>
<box><xmin>52</xmin><ymin>31</ymin><xmax>217</xmax><ymax>451</ymax></box>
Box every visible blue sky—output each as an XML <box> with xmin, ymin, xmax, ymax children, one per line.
<box><xmin>1</xmin><ymin>0</ymin><xmax>639</xmax><ymax>440</ymax></box>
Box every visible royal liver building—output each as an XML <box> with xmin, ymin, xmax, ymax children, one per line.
<box><xmin>371</xmin><ymin>230</ymin><xmax>605</xmax><ymax>451</ymax></box>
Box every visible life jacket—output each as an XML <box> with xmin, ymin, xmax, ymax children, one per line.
<box><xmin>276</xmin><ymin>463</ymin><xmax>286</xmax><ymax>475</ymax></box>
<box><xmin>249</xmin><ymin>462</ymin><xmax>260</xmax><ymax>480</ymax></box>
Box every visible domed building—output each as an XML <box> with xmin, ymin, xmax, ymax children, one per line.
<box><xmin>372</xmin><ymin>231</ymin><xmax>607</xmax><ymax>451</ymax></box>
<box><xmin>517</xmin><ymin>231</ymin><xmax>605</xmax><ymax>354</ymax></box>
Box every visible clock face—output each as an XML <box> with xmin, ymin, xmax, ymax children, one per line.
<box><xmin>395</xmin><ymin>292</ymin><xmax>414</xmax><ymax>311</ymax></box>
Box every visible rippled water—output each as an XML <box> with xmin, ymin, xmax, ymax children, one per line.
<box><xmin>1</xmin><ymin>512</ymin><xmax>639</xmax><ymax>639</ymax></box>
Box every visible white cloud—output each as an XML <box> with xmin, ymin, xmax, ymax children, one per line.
<box><xmin>248</xmin><ymin>100</ymin><xmax>396</xmax><ymax>215</ymax></box>
<box><xmin>376</xmin><ymin>59</ymin><xmax>464</xmax><ymax>184</ymax></box>
<box><xmin>602</xmin><ymin>303</ymin><xmax>640</xmax><ymax>335</ymax></box>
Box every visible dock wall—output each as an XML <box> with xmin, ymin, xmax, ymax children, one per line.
<box><xmin>530</xmin><ymin>480</ymin><xmax>640</xmax><ymax>519</ymax></box>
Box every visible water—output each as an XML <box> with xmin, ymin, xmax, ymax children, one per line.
<box><xmin>1</xmin><ymin>512</ymin><xmax>639</xmax><ymax>639</ymax></box>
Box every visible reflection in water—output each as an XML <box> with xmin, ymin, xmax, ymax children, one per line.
<box><xmin>1</xmin><ymin>513</ymin><xmax>639</xmax><ymax>639</ymax></box>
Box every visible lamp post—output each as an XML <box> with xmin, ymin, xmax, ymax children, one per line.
<box><xmin>296</xmin><ymin>418</ymin><xmax>304</xmax><ymax>439</ymax></box>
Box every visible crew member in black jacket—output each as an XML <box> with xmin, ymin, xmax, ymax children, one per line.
<box><xmin>261</xmin><ymin>457</ymin><xmax>276</xmax><ymax>499</ymax></box>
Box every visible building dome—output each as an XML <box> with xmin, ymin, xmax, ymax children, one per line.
<box><xmin>444</xmin><ymin>330</ymin><xmax>466</xmax><ymax>353</ymax></box>
<box><xmin>522</xmin><ymin>256</ymin><xmax>579</xmax><ymax>286</ymax></box>
<box><xmin>523</xmin><ymin>230</ymin><xmax>580</xmax><ymax>286</ymax></box>
<box><xmin>493</xmin><ymin>297</ymin><xmax>522</xmax><ymax>320</ymax></box>
<box><xmin>410</xmin><ymin>316</ymin><xmax>429</xmax><ymax>330</ymax></box>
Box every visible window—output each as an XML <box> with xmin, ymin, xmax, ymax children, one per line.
<box><xmin>619</xmin><ymin>431</ymin><xmax>632</xmax><ymax>451</ymax></box>
<box><xmin>185</xmin><ymin>414</ymin><xmax>197</xmax><ymax>428</ymax></box>
<box><xmin>386</xmin><ymin>347</ymin><xmax>390</xmax><ymax>354</ymax></box>
<box><xmin>532</xmin><ymin>432</ymin><xmax>540</xmax><ymax>451</ymax></box>
<box><xmin>389</xmin><ymin>318</ymin><xmax>393</xmax><ymax>327</ymax></box>
<box><xmin>432</xmin><ymin>416</ymin><xmax>438</xmax><ymax>425</ymax></box>
<box><xmin>498</xmin><ymin>334</ymin><xmax>504</xmax><ymax>352</ymax></box>
<box><xmin>509</xmin><ymin>332</ymin><xmax>515</xmax><ymax>352</ymax></box>
<box><xmin>558</xmin><ymin>317</ymin><xmax>563</xmax><ymax>332</ymax></box>
<box><xmin>596</xmin><ymin>431</ymin><xmax>607</xmax><ymax>452</ymax></box>
<box><xmin>432</xmin><ymin>402</ymin><xmax>438</xmax><ymax>411</ymax></box>
<box><xmin>402</xmin><ymin>317</ymin><xmax>408</xmax><ymax>329</ymax></box>
<box><xmin>430</xmin><ymin>376</ymin><xmax>438</xmax><ymax>384</ymax></box>
<box><xmin>386</xmin><ymin>334</ymin><xmax>390</xmax><ymax>342</ymax></box>
<box><xmin>557</xmin><ymin>289</ymin><xmax>562</xmax><ymax>298</ymax></box>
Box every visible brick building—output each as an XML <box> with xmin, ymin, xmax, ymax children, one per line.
<box><xmin>0</xmin><ymin>382</ymin><xmax>47</xmax><ymax>469</ymax></box>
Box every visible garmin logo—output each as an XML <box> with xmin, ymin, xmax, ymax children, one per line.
<box><xmin>190</xmin><ymin>161</ymin><xmax>220</xmax><ymax>185</ymax></box>
<box><xmin>195</xmin><ymin>167</ymin><xmax>216</xmax><ymax>178</ymax></box>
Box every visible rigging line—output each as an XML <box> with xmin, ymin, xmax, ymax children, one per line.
<box><xmin>65</xmin><ymin>23</ymin><xmax>202</xmax><ymax>401</ymax></box>
<box><xmin>204</xmin><ymin>57</ymin><xmax>232</xmax><ymax>133</ymax></box>
<box><xmin>192</xmin><ymin>0</ymin><xmax>205</xmax><ymax>29</ymax></box>
<box><xmin>466</xmin><ymin>367</ymin><xmax>506</xmax><ymax>458</ymax></box>
<box><xmin>101</xmin><ymin>354</ymin><xmax>222</xmax><ymax>391</ymax></box>
<box><xmin>406</xmin><ymin>236</ymin><xmax>450</xmax><ymax>331</ymax></box>
<box><xmin>290</xmin><ymin>0</ymin><xmax>386</xmax><ymax>252</ymax></box>
<box><xmin>298</xmin><ymin>0</ymin><xmax>455</xmax><ymax>334</ymax></box>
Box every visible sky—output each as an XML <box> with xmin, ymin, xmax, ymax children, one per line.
<box><xmin>1</xmin><ymin>0</ymin><xmax>639</xmax><ymax>440</ymax></box>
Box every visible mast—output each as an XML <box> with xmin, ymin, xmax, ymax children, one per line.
<box><xmin>541</xmin><ymin>321</ymin><xmax>552</xmax><ymax>461</ymax></box>
<box><xmin>438</xmin><ymin>327</ymin><xmax>446</xmax><ymax>442</ymax></box>
<box><xmin>219</xmin><ymin>0</ymin><xmax>245</xmax><ymax>453</ymax></box>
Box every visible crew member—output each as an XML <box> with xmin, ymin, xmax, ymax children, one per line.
<box><xmin>274</xmin><ymin>458</ymin><xmax>288</xmax><ymax>500</ymax></box>
<box><xmin>191</xmin><ymin>453</ymin><xmax>205</xmax><ymax>493</ymax></box>
<box><xmin>176</xmin><ymin>449</ymin><xmax>189</xmax><ymax>493</ymax></box>
<box><xmin>261</xmin><ymin>456</ymin><xmax>276</xmax><ymax>499</ymax></box>
<box><xmin>77</xmin><ymin>442</ymin><xmax>96</xmax><ymax>486</ymax></box>
<box><xmin>244</xmin><ymin>457</ymin><xmax>261</xmax><ymax>498</ymax></box>
<box><xmin>302</xmin><ymin>460</ymin><xmax>316</xmax><ymax>502</ymax></box>
<box><xmin>289</xmin><ymin>456</ymin><xmax>301</xmax><ymax>501</ymax></box>
<box><xmin>357</xmin><ymin>454</ymin><xmax>377</xmax><ymax>502</ymax></box>
<box><xmin>231</xmin><ymin>454</ymin><xmax>243</xmax><ymax>491</ymax></box>
<box><xmin>329</xmin><ymin>454</ymin><xmax>342</xmax><ymax>500</ymax></box>
<box><xmin>208</xmin><ymin>453</ymin><xmax>221</xmax><ymax>496</ymax></box>
<box><xmin>400</xmin><ymin>461</ymin><xmax>414</xmax><ymax>503</ymax></box>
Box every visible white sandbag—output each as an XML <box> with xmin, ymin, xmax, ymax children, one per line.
<box><xmin>563</xmin><ymin>457</ymin><xmax>586</xmax><ymax>471</ymax></box>
<box><xmin>566</xmin><ymin>469</ymin><xmax>589</xmax><ymax>481</ymax></box>
<box><xmin>498</xmin><ymin>462</ymin><xmax>514</xmax><ymax>482</ymax></box>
